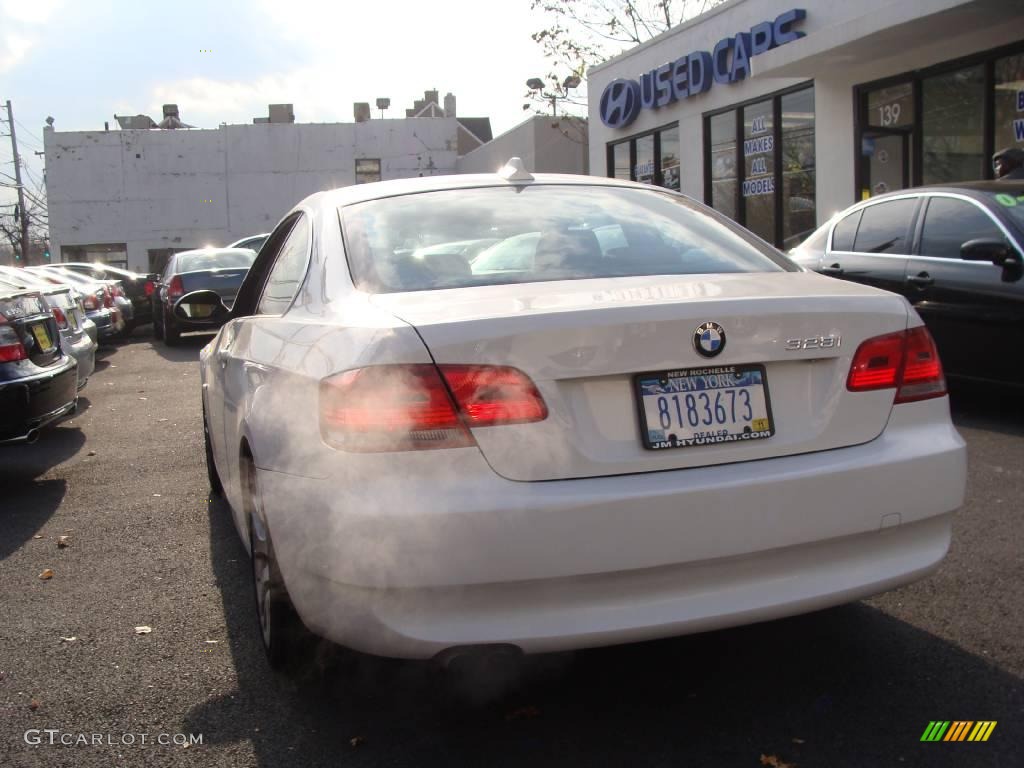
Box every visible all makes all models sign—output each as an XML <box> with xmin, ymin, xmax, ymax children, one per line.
<box><xmin>599</xmin><ymin>9</ymin><xmax>807</xmax><ymax>129</ymax></box>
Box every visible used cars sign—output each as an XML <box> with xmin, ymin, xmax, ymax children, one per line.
<box><xmin>599</xmin><ymin>8</ymin><xmax>807</xmax><ymax>129</ymax></box>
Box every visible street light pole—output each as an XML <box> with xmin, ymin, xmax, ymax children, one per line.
<box><xmin>5</xmin><ymin>100</ymin><xmax>30</xmax><ymax>264</ymax></box>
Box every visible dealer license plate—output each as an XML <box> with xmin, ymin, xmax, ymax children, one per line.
<box><xmin>30</xmin><ymin>322</ymin><xmax>54</xmax><ymax>352</ymax></box>
<box><xmin>635</xmin><ymin>364</ymin><xmax>774</xmax><ymax>450</ymax></box>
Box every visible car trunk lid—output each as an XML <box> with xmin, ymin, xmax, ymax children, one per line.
<box><xmin>371</xmin><ymin>272</ymin><xmax>911</xmax><ymax>481</ymax></box>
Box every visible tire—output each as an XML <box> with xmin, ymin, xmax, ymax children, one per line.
<box><xmin>203</xmin><ymin>405</ymin><xmax>223</xmax><ymax>497</ymax></box>
<box><xmin>246</xmin><ymin>460</ymin><xmax>310</xmax><ymax>670</ymax></box>
<box><xmin>163</xmin><ymin>312</ymin><xmax>181</xmax><ymax>346</ymax></box>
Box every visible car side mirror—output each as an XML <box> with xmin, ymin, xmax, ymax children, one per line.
<box><xmin>173</xmin><ymin>290</ymin><xmax>229</xmax><ymax>324</ymax></box>
<box><xmin>960</xmin><ymin>238</ymin><xmax>1021</xmax><ymax>268</ymax></box>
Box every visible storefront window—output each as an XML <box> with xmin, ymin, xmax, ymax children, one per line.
<box><xmin>704</xmin><ymin>84</ymin><xmax>814</xmax><ymax>249</ymax></box>
<box><xmin>743</xmin><ymin>100</ymin><xmax>775</xmax><ymax>243</ymax></box>
<box><xmin>709</xmin><ymin>112</ymin><xmax>737</xmax><ymax>221</ymax></box>
<box><xmin>660</xmin><ymin>126</ymin><xmax>680</xmax><ymax>191</ymax></box>
<box><xmin>994</xmin><ymin>53</ymin><xmax>1024</xmax><ymax>155</ymax></box>
<box><xmin>922</xmin><ymin>65</ymin><xmax>985</xmax><ymax>184</ymax></box>
<box><xmin>634</xmin><ymin>135</ymin><xmax>656</xmax><ymax>184</ymax></box>
<box><xmin>605</xmin><ymin>124</ymin><xmax>680</xmax><ymax>191</ymax></box>
<box><xmin>781</xmin><ymin>88</ymin><xmax>816</xmax><ymax>248</ymax></box>
<box><xmin>857</xmin><ymin>43</ymin><xmax>1024</xmax><ymax>196</ymax></box>
<box><xmin>612</xmin><ymin>142</ymin><xmax>631</xmax><ymax>180</ymax></box>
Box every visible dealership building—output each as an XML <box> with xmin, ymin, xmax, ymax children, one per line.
<box><xmin>587</xmin><ymin>0</ymin><xmax>1024</xmax><ymax>249</ymax></box>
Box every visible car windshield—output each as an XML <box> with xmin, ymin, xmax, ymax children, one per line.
<box><xmin>341</xmin><ymin>185</ymin><xmax>795</xmax><ymax>293</ymax></box>
<box><xmin>176</xmin><ymin>250</ymin><xmax>256</xmax><ymax>272</ymax></box>
<box><xmin>986</xmin><ymin>189</ymin><xmax>1024</xmax><ymax>230</ymax></box>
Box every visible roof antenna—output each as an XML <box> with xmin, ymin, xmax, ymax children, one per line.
<box><xmin>497</xmin><ymin>157</ymin><xmax>534</xmax><ymax>183</ymax></box>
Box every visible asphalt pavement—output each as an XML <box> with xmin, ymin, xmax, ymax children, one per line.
<box><xmin>1</xmin><ymin>332</ymin><xmax>1021</xmax><ymax>767</ymax></box>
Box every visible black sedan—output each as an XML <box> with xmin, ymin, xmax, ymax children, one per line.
<box><xmin>153</xmin><ymin>248</ymin><xmax>255</xmax><ymax>346</ymax></box>
<box><xmin>59</xmin><ymin>262</ymin><xmax>158</xmax><ymax>332</ymax></box>
<box><xmin>0</xmin><ymin>286</ymin><xmax>78</xmax><ymax>444</ymax></box>
<box><xmin>790</xmin><ymin>181</ymin><xmax>1024</xmax><ymax>387</ymax></box>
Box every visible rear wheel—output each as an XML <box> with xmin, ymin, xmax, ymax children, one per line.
<box><xmin>163</xmin><ymin>311</ymin><xmax>181</xmax><ymax>346</ymax></box>
<box><xmin>152</xmin><ymin>310</ymin><xmax>164</xmax><ymax>340</ymax></box>
<box><xmin>245</xmin><ymin>458</ymin><xmax>310</xmax><ymax>669</ymax></box>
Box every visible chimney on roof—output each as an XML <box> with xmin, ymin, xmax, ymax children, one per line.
<box><xmin>353</xmin><ymin>102</ymin><xmax>371</xmax><ymax>123</ymax></box>
<box><xmin>424</xmin><ymin>89</ymin><xmax>439</xmax><ymax>106</ymax></box>
<box><xmin>444</xmin><ymin>93</ymin><xmax>456</xmax><ymax>117</ymax></box>
<box><xmin>162</xmin><ymin>104</ymin><xmax>179</xmax><ymax>119</ymax></box>
<box><xmin>268</xmin><ymin>104</ymin><xmax>295</xmax><ymax>123</ymax></box>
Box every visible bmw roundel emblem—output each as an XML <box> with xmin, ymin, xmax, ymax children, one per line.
<box><xmin>693</xmin><ymin>321</ymin><xmax>726</xmax><ymax>358</ymax></box>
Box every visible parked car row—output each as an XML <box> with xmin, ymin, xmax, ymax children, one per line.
<box><xmin>0</xmin><ymin>262</ymin><xmax>158</xmax><ymax>444</ymax></box>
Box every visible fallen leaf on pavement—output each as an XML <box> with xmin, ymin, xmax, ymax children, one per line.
<box><xmin>760</xmin><ymin>755</ymin><xmax>796</xmax><ymax>768</ymax></box>
<box><xmin>204</xmin><ymin>640</ymin><xmax>219</xmax><ymax>644</ymax></box>
<box><xmin>38</xmin><ymin>569</ymin><xmax>54</xmax><ymax>580</ymax></box>
<box><xmin>349</xmin><ymin>736</ymin><xmax>365</xmax><ymax>747</ymax></box>
<box><xmin>29</xmin><ymin>700</ymin><xmax>40</xmax><ymax>711</ymax></box>
<box><xmin>506</xmin><ymin>705</ymin><xmax>542</xmax><ymax>721</ymax></box>
<box><xmin>87</xmin><ymin>451</ymin><xmax>96</xmax><ymax>456</ymax></box>
<box><xmin>134</xmin><ymin>626</ymin><xmax>152</xmax><ymax>635</ymax></box>
<box><xmin>60</xmin><ymin>636</ymin><xmax>76</xmax><ymax>643</ymax></box>
<box><xmin>57</xmin><ymin>536</ymin><xmax>70</xmax><ymax>549</ymax></box>
<box><xmin>33</xmin><ymin>534</ymin><xmax>44</xmax><ymax>539</ymax></box>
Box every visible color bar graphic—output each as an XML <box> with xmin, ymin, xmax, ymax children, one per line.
<box><xmin>920</xmin><ymin>721</ymin><xmax>996</xmax><ymax>742</ymax></box>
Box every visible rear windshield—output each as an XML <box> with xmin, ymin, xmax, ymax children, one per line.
<box><xmin>340</xmin><ymin>185</ymin><xmax>795</xmax><ymax>293</ymax></box>
<box><xmin>176</xmin><ymin>251</ymin><xmax>255</xmax><ymax>273</ymax></box>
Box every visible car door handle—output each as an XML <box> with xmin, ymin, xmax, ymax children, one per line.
<box><xmin>907</xmin><ymin>271</ymin><xmax>934</xmax><ymax>288</ymax></box>
<box><xmin>821</xmin><ymin>263</ymin><xmax>844</xmax><ymax>276</ymax></box>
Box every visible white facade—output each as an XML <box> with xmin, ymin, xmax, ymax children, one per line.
<box><xmin>45</xmin><ymin>118</ymin><xmax>461</xmax><ymax>271</ymax></box>
<box><xmin>587</xmin><ymin>0</ymin><xmax>1024</xmax><ymax>246</ymax></box>
<box><xmin>456</xmin><ymin>115</ymin><xmax>589</xmax><ymax>176</ymax></box>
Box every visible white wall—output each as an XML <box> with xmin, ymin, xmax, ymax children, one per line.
<box><xmin>587</xmin><ymin>0</ymin><xmax>1024</xmax><ymax>223</ymax></box>
<box><xmin>45</xmin><ymin>118</ymin><xmax>460</xmax><ymax>271</ymax></box>
<box><xmin>456</xmin><ymin>116</ymin><xmax>589</xmax><ymax>176</ymax></box>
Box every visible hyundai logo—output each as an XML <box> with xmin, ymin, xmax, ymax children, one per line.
<box><xmin>599</xmin><ymin>79</ymin><xmax>642</xmax><ymax>129</ymax></box>
<box><xmin>694</xmin><ymin>321</ymin><xmax>726</xmax><ymax>358</ymax></box>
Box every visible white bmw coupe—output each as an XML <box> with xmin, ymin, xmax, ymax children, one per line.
<box><xmin>186</xmin><ymin>160</ymin><xmax>966</xmax><ymax>667</ymax></box>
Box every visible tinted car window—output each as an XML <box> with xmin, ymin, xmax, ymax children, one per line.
<box><xmin>920</xmin><ymin>197</ymin><xmax>1004</xmax><ymax>259</ymax></box>
<box><xmin>852</xmin><ymin>199</ymin><xmax>916</xmax><ymax>254</ymax></box>
<box><xmin>176</xmin><ymin>250</ymin><xmax>256</xmax><ymax>272</ymax></box>
<box><xmin>831</xmin><ymin>211</ymin><xmax>861</xmax><ymax>251</ymax></box>
<box><xmin>257</xmin><ymin>216</ymin><xmax>309</xmax><ymax>315</ymax></box>
<box><xmin>342</xmin><ymin>185</ymin><xmax>795</xmax><ymax>293</ymax></box>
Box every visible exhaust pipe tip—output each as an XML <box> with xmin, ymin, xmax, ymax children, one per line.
<box><xmin>25</xmin><ymin>429</ymin><xmax>40</xmax><ymax>444</ymax></box>
<box><xmin>433</xmin><ymin>643</ymin><xmax>524</xmax><ymax>671</ymax></box>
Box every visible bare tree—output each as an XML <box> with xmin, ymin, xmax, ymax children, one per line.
<box><xmin>526</xmin><ymin>0</ymin><xmax>725</xmax><ymax>115</ymax></box>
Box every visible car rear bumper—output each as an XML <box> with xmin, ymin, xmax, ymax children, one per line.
<box><xmin>87</xmin><ymin>308</ymin><xmax>123</xmax><ymax>339</ymax></box>
<box><xmin>256</xmin><ymin>397</ymin><xmax>966</xmax><ymax>658</ymax></box>
<box><xmin>0</xmin><ymin>358</ymin><xmax>78</xmax><ymax>443</ymax></box>
<box><xmin>64</xmin><ymin>332</ymin><xmax>96</xmax><ymax>388</ymax></box>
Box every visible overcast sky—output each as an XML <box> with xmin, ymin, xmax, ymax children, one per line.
<box><xmin>1</xmin><ymin>0</ymin><xmax>592</xmax><ymax>208</ymax></box>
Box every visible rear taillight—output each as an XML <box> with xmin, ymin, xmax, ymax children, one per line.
<box><xmin>52</xmin><ymin>307</ymin><xmax>68</xmax><ymax>330</ymax></box>
<box><xmin>144</xmin><ymin>280</ymin><xmax>155</xmax><ymax>297</ymax></box>
<box><xmin>847</xmin><ymin>326</ymin><xmax>946</xmax><ymax>403</ymax></box>
<box><xmin>83</xmin><ymin>294</ymin><xmax>99</xmax><ymax>311</ymax></box>
<box><xmin>102</xmin><ymin>288</ymin><xmax>114</xmax><ymax>309</ymax></box>
<box><xmin>320</xmin><ymin>364</ymin><xmax>547</xmax><ymax>452</ymax></box>
<box><xmin>167</xmin><ymin>276</ymin><xmax>184</xmax><ymax>300</ymax></box>
<box><xmin>438</xmin><ymin>365</ymin><xmax>549</xmax><ymax>426</ymax></box>
<box><xmin>0</xmin><ymin>322</ymin><xmax>27</xmax><ymax>362</ymax></box>
<box><xmin>111</xmin><ymin>283</ymin><xmax>125</xmax><ymax>298</ymax></box>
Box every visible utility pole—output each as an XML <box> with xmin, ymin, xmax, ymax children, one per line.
<box><xmin>5</xmin><ymin>100</ymin><xmax>30</xmax><ymax>264</ymax></box>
